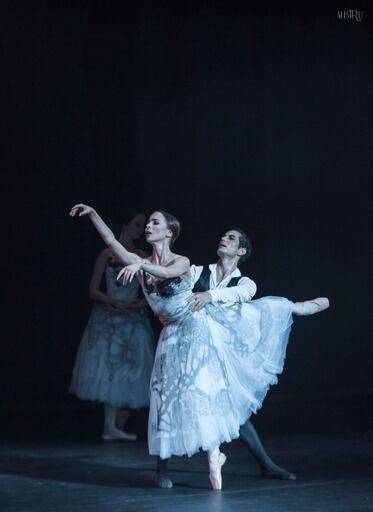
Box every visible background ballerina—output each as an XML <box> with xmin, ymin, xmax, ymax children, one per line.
<box><xmin>69</xmin><ymin>213</ymin><xmax>156</xmax><ymax>441</ymax></box>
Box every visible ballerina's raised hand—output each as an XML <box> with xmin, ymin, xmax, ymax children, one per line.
<box><xmin>69</xmin><ymin>203</ymin><xmax>95</xmax><ymax>217</ymax></box>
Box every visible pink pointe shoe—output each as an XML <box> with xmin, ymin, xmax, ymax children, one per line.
<box><xmin>208</xmin><ymin>451</ymin><xmax>226</xmax><ymax>491</ymax></box>
<box><xmin>310</xmin><ymin>297</ymin><xmax>330</xmax><ymax>312</ymax></box>
<box><xmin>293</xmin><ymin>297</ymin><xmax>330</xmax><ymax>316</ymax></box>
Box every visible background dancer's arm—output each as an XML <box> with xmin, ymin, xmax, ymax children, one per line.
<box><xmin>88</xmin><ymin>249</ymin><xmax>142</xmax><ymax>313</ymax></box>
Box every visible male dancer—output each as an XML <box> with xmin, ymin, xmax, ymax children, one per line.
<box><xmin>156</xmin><ymin>227</ymin><xmax>328</xmax><ymax>488</ymax></box>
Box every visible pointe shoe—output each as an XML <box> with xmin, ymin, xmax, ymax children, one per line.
<box><xmin>309</xmin><ymin>297</ymin><xmax>330</xmax><ymax>313</ymax></box>
<box><xmin>208</xmin><ymin>452</ymin><xmax>226</xmax><ymax>491</ymax></box>
<box><xmin>294</xmin><ymin>297</ymin><xmax>330</xmax><ymax>316</ymax></box>
<box><xmin>102</xmin><ymin>430</ymin><xmax>137</xmax><ymax>442</ymax></box>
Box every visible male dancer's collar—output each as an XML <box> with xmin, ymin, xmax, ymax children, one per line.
<box><xmin>209</xmin><ymin>263</ymin><xmax>241</xmax><ymax>278</ymax></box>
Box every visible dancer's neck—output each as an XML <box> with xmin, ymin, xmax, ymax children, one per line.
<box><xmin>216</xmin><ymin>257</ymin><xmax>239</xmax><ymax>284</ymax></box>
<box><xmin>151</xmin><ymin>241</ymin><xmax>173</xmax><ymax>265</ymax></box>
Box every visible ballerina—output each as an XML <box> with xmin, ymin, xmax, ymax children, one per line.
<box><xmin>69</xmin><ymin>213</ymin><xmax>156</xmax><ymax>441</ymax></box>
<box><xmin>69</xmin><ymin>203</ymin><xmax>329</xmax><ymax>490</ymax></box>
<box><xmin>152</xmin><ymin>227</ymin><xmax>297</xmax><ymax>487</ymax></box>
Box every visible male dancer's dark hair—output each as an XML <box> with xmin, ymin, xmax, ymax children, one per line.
<box><xmin>228</xmin><ymin>227</ymin><xmax>252</xmax><ymax>263</ymax></box>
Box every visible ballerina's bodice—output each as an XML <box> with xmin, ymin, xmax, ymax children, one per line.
<box><xmin>142</xmin><ymin>276</ymin><xmax>194</xmax><ymax>322</ymax></box>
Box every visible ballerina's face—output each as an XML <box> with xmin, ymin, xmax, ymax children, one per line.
<box><xmin>125</xmin><ymin>213</ymin><xmax>146</xmax><ymax>240</ymax></box>
<box><xmin>217</xmin><ymin>230</ymin><xmax>245</xmax><ymax>259</ymax></box>
<box><xmin>145</xmin><ymin>211</ymin><xmax>173</xmax><ymax>245</ymax></box>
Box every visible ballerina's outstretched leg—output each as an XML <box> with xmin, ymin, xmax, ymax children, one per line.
<box><xmin>292</xmin><ymin>297</ymin><xmax>330</xmax><ymax>316</ymax></box>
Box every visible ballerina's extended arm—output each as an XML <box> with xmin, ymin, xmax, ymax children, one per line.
<box><xmin>69</xmin><ymin>203</ymin><xmax>141</xmax><ymax>265</ymax></box>
<box><xmin>118</xmin><ymin>256</ymin><xmax>190</xmax><ymax>285</ymax></box>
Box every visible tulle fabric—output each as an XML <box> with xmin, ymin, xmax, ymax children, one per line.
<box><xmin>144</xmin><ymin>277</ymin><xmax>293</xmax><ymax>459</ymax></box>
<box><xmin>69</xmin><ymin>264</ymin><xmax>155</xmax><ymax>409</ymax></box>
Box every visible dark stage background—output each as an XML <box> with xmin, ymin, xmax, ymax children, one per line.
<box><xmin>1</xmin><ymin>2</ymin><xmax>372</xmax><ymax>438</ymax></box>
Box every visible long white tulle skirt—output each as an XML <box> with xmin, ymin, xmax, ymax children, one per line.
<box><xmin>148</xmin><ymin>297</ymin><xmax>293</xmax><ymax>459</ymax></box>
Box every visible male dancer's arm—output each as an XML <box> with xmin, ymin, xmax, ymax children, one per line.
<box><xmin>188</xmin><ymin>266</ymin><xmax>256</xmax><ymax>312</ymax></box>
<box><xmin>208</xmin><ymin>277</ymin><xmax>257</xmax><ymax>303</ymax></box>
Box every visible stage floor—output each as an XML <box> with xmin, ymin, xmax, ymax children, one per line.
<box><xmin>1</xmin><ymin>433</ymin><xmax>372</xmax><ymax>512</ymax></box>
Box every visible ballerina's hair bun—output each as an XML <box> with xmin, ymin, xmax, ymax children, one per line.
<box><xmin>157</xmin><ymin>210</ymin><xmax>181</xmax><ymax>247</ymax></box>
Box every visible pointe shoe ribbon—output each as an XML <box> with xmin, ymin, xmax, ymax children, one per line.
<box><xmin>309</xmin><ymin>297</ymin><xmax>330</xmax><ymax>313</ymax></box>
<box><xmin>209</xmin><ymin>452</ymin><xmax>226</xmax><ymax>491</ymax></box>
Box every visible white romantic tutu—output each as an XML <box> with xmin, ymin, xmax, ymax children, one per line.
<box><xmin>70</xmin><ymin>263</ymin><xmax>155</xmax><ymax>409</ymax></box>
<box><xmin>143</xmin><ymin>276</ymin><xmax>293</xmax><ymax>459</ymax></box>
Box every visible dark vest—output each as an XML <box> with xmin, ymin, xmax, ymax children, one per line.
<box><xmin>192</xmin><ymin>265</ymin><xmax>241</xmax><ymax>293</ymax></box>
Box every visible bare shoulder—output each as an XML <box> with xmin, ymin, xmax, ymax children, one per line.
<box><xmin>171</xmin><ymin>254</ymin><xmax>190</xmax><ymax>266</ymax></box>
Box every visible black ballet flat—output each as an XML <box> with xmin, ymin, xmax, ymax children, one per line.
<box><xmin>155</xmin><ymin>474</ymin><xmax>173</xmax><ymax>489</ymax></box>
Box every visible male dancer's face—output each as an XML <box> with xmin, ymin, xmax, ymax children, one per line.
<box><xmin>217</xmin><ymin>230</ymin><xmax>242</xmax><ymax>260</ymax></box>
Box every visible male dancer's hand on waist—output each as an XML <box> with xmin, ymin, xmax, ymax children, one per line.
<box><xmin>187</xmin><ymin>292</ymin><xmax>212</xmax><ymax>312</ymax></box>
